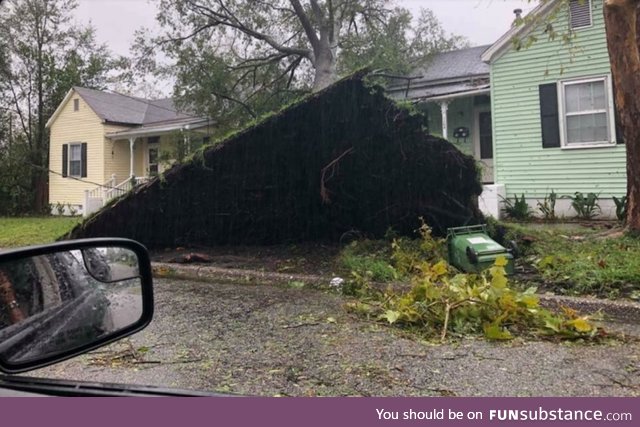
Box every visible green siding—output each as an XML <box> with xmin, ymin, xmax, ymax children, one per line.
<box><xmin>491</xmin><ymin>0</ymin><xmax>626</xmax><ymax>199</ymax></box>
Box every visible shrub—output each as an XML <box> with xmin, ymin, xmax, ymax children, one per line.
<box><xmin>54</xmin><ymin>202</ymin><xmax>66</xmax><ymax>216</ymax></box>
<box><xmin>613</xmin><ymin>196</ymin><xmax>627</xmax><ymax>222</ymax></box>
<box><xmin>537</xmin><ymin>190</ymin><xmax>557</xmax><ymax>221</ymax></box>
<box><xmin>67</xmin><ymin>203</ymin><xmax>78</xmax><ymax>217</ymax></box>
<box><xmin>502</xmin><ymin>194</ymin><xmax>531</xmax><ymax>220</ymax></box>
<box><xmin>568</xmin><ymin>192</ymin><xmax>600</xmax><ymax>220</ymax></box>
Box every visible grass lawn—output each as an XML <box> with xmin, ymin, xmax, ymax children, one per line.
<box><xmin>0</xmin><ymin>216</ymin><xmax>81</xmax><ymax>248</ymax></box>
<box><xmin>337</xmin><ymin>221</ymin><xmax>640</xmax><ymax>301</ymax></box>
<box><xmin>498</xmin><ymin>222</ymin><xmax>640</xmax><ymax>300</ymax></box>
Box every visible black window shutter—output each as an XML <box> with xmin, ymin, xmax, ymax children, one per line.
<box><xmin>81</xmin><ymin>143</ymin><xmax>88</xmax><ymax>177</ymax></box>
<box><xmin>539</xmin><ymin>83</ymin><xmax>561</xmax><ymax>148</ymax></box>
<box><xmin>62</xmin><ymin>144</ymin><xmax>68</xmax><ymax>177</ymax></box>
<box><xmin>612</xmin><ymin>79</ymin><xmax>624</xmax><ymax>144</ymax></box>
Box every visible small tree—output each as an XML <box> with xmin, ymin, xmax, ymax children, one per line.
<box><xmin>0</xmin><ymin>0</ymin><xmax>120</xmax><ymax>213</ymax></box>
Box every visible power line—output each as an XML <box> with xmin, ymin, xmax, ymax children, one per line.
<box><xmin>24</xmin><ymin>161</ymin><xmax>140</xmax><ymax>190</ymax></box>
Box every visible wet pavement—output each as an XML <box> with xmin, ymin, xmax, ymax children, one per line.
<box><xmin>30</xmin><ymin>277</ymin><xmax>640</xmax><ymax>397</ymax></box>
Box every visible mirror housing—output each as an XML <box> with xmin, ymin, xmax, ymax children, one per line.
<box><xmin>0</xmin><ymin>239</ymin><xmax>153</xmax><ymax>374</ymax></box>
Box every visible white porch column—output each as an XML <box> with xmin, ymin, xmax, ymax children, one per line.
<box><xmin>128</xmin><ymin>137</ymin><xmax>135</xmax><ymax>177</ymax></box>
<box><xmin>440</xmin><ymin>100</ymin><xmax>450</xmax><ymax>140</ymax></box>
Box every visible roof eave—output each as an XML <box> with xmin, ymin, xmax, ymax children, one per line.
<box><xmin>387</xmin><ymin>73</ymin><xmax>490</xmax><ymax>93</ymax></box>
<box><xmin>105</xmin><ymin>118</ymin><xmax>214</xmax><ymax>140</ymax></box>
<box><xmin>420</xmin><ymin>87</ymin><xmax>491</xmax><ymax>102</ymax></box>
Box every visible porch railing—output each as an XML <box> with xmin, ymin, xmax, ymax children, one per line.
<box><xmin>83</xmin><ymin>174</ymin><xmax>152</xmax><ymax>217</ymax></box>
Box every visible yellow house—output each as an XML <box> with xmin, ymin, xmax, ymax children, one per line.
<box><xmin>46</xmin><ymin>87</ymin><xmax>214</xmax><ymax>216</ymax></box>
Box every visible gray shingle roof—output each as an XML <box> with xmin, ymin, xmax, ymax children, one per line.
<box><xmin>74</xmin><ymin>87</ymin><xmax>194</xmax><ymax>125</ymax></box>
<box><xmin>415</xmin><ymin>45</ymin><xmax>491</xmax><ymax>82</ymax></box>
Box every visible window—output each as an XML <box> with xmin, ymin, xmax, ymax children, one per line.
<box><xmin>62</xmin><ymin>143</ymin><xmax>87</xmax><ymax>178</ymax></box>
<box><xmin>73</xmin><ymin>99</ymin><xmax>79</xmax><ymax>111</ymax></box>
<box><xmin>69</xmin><ymin>144</ymin><xmax>82</xmax><ymax>176</ymax></box>
<box><xmin>569</xmin><ymin>0</ymin><xmax>592</xmax><ymax>30</ymax></box>
<box><xmin>559</xmin><ymin>76</ymin><xmax>615</xmax><ymax>148</ymax></box>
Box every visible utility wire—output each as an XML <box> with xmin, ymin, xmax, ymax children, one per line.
<box><xmin>23</xmin><ymin>161</ymin><xmax>141</xmax><ymax>190</ymax></box>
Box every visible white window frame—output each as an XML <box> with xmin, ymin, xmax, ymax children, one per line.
<box><xmin>569</xmin><ymin>0</ymin><xmax>593</xmax><ymax>31</ymax></box>
<box><xmin>557</xmin><ymin>74</ymin><xmax>616</xmax><ymax>149</ymax></box>
<box><xmin>69</xmin><ymin>143</ymin><xmax>82</xmax><ymax>177</ymax></box>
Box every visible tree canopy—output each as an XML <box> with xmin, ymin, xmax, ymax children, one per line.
<box><xmin>133</xmin><ymin>0</ymin><xmax>467</xmax><ymax>132</ymax></box>
<box><xmin>0</xmin><ymin>0</ymin><xmax>121</xmax><ymax>214</ymax></box>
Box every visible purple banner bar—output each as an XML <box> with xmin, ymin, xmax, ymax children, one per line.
<box><xmin>2</xmin><ymin>397</ymin><xmax>638</xmax><ymax>426</ymax></box>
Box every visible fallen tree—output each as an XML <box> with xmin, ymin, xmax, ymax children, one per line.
<box><xmin>68</xmin><ymin>73</ymin><xmax>483</xmax><ymax>248</ymax></box>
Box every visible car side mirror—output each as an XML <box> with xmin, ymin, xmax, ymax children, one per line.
<box><xmin>0</xmin><ymin>239</ymin><xmax>153</xmax><ymax>374</ymax></box>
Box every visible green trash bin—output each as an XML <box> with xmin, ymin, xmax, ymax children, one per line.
<box><xmin>447</xmin><ymin>225</ymin><xmax>515</xmax><ymax>274</ymax></box>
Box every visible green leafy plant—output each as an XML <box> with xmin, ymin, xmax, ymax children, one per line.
<box><xmin>350</xmin><ymin>257</ymin><xmax>600</xmax><ymax>342</ymax></box>
<box><xmin>391</xmin><ymin>221</ymin><xmax>447</xmax><ymax>277</ymax></box>
<box><xmin>340</xmin><ymin>239</ymin><xmax>396</xmax><ymax>283</ymax></box>
<box><xmin>54</xmin><ymin>201</ymin><xmax>66</xmax><ymax>216</ymax></box>
<box><xmin>568</xmin><ymin>192</ymin><xmax>600</xmax><ymax>220</ymax></box>
<box><xmin>501</xmin><ymin>194</ymin><xmax>531</xmax><ymax>220</ymax></box>
<box><xmin>537</xmin><ymin>190</ymin><xmax>557</xmax><ymax>220</ymax></box>
<box><xmin>613</xmin><ymin>196</ymin><xmax>627</xmax><ymax>222</ymax></box>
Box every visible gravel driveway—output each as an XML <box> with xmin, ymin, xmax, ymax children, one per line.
<box><xmin>31</xmin><ymin>278</ymin><xmax>640</xmax><ymax>396</ymax></box>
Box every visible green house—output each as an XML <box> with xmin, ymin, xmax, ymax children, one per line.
<box><xmin>390</xmin><ymin>0</ymin><xmax>626</xmax><ymax>219</ymax></box>
<box><xmin>386</xmin><ymin>45</ymin><xmax>494</xmax><ymax>185</ymax></box>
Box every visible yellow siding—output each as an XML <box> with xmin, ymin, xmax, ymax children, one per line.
<box><xmin>49</xmin><ymin>91</ymin><xmax>106</xmax><ymax>209</ymax></box>
<box><xmin>108</xmin><ymin>135</ymin><xmax>176</xmax><ymax>180</ymax></box>
<box><xmin>104</xmin><ymin>124</ymin><xmax>137</xmax><ymax>184</ymax></box>
<box><xmin>49</xmin><ymin>90</ymin><xmax>191</xmax><ymax>213</ymax></box>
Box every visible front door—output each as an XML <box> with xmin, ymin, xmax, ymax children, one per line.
<box><xmin>147</xmin><ymin>144</ymin><xmax>159</xmax><ymax>176</ymax></box>
<box><xmin>474</xmin><ymin>110</ymin><xmax>494</xmax><ymax>184</ymax></box>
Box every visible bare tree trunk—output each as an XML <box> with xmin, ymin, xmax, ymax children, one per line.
<box><xmin>604</xmin><ymin>0</ymin><xmax>640</xmax><ymax>232</ymax></box>
<box><xmin>313</xmin><ymin>43</ymin><xmax>336</xmax><ymax>91</ymax></box>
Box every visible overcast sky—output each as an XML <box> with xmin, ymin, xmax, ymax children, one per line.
<box><xmin>75</xmin><ymin>0</ymin><xmax>535</xmax><ymax>57</ymax></box>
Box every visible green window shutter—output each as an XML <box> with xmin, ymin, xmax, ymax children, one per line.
<box><xmin>81</xmin><ymin>143</ymin><xmax>88</xmax><ymax>178</ymax></box>
<box><xmin>539</xmin><ymin>83</ymin><xmax>560</xmax><ymax>148</ymax></box>
<box><xmin>62</xmin><ymin>144</ymin><xmax>68</xmax><ymax>177</ymax></box>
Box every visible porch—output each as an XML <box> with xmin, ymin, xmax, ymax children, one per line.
<box><xmin>83</xmin><ymin>117</ymin><xmax>214</xmax><ymax>217</ymax></box>
<box><xmin>84</xmin><ymin>174</ymin><xmax>152</xmax><ymax>217</ymax></box>
<box><xmin>387</xmin><ymin>78</ymin><xmax>500</xmax><ymax>217</ymax></box>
